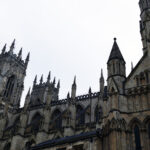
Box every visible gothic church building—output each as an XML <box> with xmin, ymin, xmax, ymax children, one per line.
<box><xmin>0</xmin><ymin>0</ymin><xmax>150</xmax><ymax>150</ymax></box>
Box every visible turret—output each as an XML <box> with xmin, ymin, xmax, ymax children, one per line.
<box><xmin>107</xmin><ymin>38</ymin><xmax>126</xmax><ymax>94</ymax></box>
<box><xmin>71</xmin><ymin>76</ymin><xmax>77</xmax><ymax>99</ymax></box>
<box><xmin>139</xmin><ymin>0</ymin><xmax>150</xmax><ymax>55</ymax></box>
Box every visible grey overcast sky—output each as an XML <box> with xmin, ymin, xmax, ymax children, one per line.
<box><xmin>0</xmin><ymin>0</ymin><xmax>142</xmax><ymax>106</ymax></box>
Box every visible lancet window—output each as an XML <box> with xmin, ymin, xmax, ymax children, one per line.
<box><xmin>31</xmin><ymin>113</ymin><xmax>42</xmax><ymax>133</ymax></box>
<box><xmin>76</xmin><ymin>105</ymin><xmax>85</xmax><ymax>125</ymax></box>
<box><xmin>52</xmin><ymin>109</ymin><xmax>62</xmax><ymax>129</ymax></box>
<box><xmin>134</xmin><ymin>125</ymin><xmax>141</xmax><ymax>150</ymax></box>
<box><xmin>4</xmin><ymin>75</ymin><xmax>15</xmax><ymax>98</ymax></box>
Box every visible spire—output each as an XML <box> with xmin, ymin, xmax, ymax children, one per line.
<box><xmin>67</xmin><ymin>92</ymin><xmax>70</xmax><ymax>99</ymax></box>
<box><xmin>107</xmin><ymin>38</ymin><xmax>125</xmax><ymax>63</ymax></box>
<box><xmin>57</xmin><ymin>80</ymin><xmax>60</xmax><ymax>89</ymax></box>
<box><xmin>47</xmin><ymin>71</ymin><xmax>51</xmax><ymax>83</ymax></box>
<box><xmin>100</xmin><ymin>69</ymin><xmax>104</xmax><ymax>93</ymax></box>
<box><xmin>40</xmin><ymin>75</ymin><xmax>43</xmax><ymax>84</ymax></box>
<box><xmin>73</xmin><ymin>76</ymin><xmax>76</xmax><ymax>86</ymax></box>
<box><xmin>25</xmin><ymin>52</ymin><xmax>30</xmax><ymax>67</ymax></box>
<box><xmin>18</xmin><ymin>48</ymin><xmax>22</xmax><ymax>60</ymax></box>
<box><xmin>33</xmin><ymin>75</ymin><xmax>37</xmax><ymax>85</ymax></box>
<box><xmin>9</xmin><ymin>39</ymin><xmax>15</xmax><ymax>54</ymax></box>
<box><xmin>71</xmin><ymin>76</ymin><xmax>77</xmax><ymax>99</ymax></box>
<box><xmin>53</xmin><ymin>77</ymin><xmax>56</xmax><ymax>85</ymax></box>
<box><xmin>1</xmin><ymin>44</ymin><xmax>6</xmax><ymax>54</ymax></box>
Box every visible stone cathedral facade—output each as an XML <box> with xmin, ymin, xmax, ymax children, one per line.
<box><xmin>0</xmin><ymin>0</ymin><xmax>150</xmax><ymax>150</ymax></box>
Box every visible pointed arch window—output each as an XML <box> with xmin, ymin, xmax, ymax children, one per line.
<box><xmin>52</xmin><ymin>109</ymin><xmax>62</xmax><ymax>129</ymax></box>
<box><xmin>31</xmin><ymin>113</ymin><xmax>42</xmax><ymax>133</ymax></box>
<box><xmin>134</xmin><ymin>125</ymin><xmax>141</xmax><ymax>150</ymax></box>
<box><xmin>76</xmin><ymin>105</ymin><xmax>85</xmax><ymax>125</ymax></box>
<box><xmin>4</xmin><ymin>75</ymin><xmax>15</xmax><ymax>98</ymax></box>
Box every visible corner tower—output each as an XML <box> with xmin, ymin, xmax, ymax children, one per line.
<box><xmin>0</xmin><ymin>40</ymin><xmax>29</xmax><ymax>109</ymax></box>
<box><xmin>139</xmin><ymin>0</ymin><xmax>150</xmax><ymax>55</ymax></box>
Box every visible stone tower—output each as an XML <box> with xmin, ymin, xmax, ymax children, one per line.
<box><xmin>107</xmin><ymin>38</ymin><xmax>126</xmax><ymax>110</ymax></box>
<box><xmin>139</xmin><ymin>0</ymin><xmax>150</xmax><ymax>55</ymax></box>
<box><xmin>0</xmin><ymin>40</ymin><xmax>29</xmax><ymax>109</ymax></box>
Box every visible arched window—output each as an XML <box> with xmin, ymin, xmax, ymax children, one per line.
<box><xmin>4</xmin><ymin>143</ymin><xmax>11</xmax><ymax>150</ymax></box>
<box><xmin>76</xmin><ymin>105</ymin><xmax>85</xmax><ymax>125</ymax></box>
<box><xmin>31</xmin><ymin>113</ymin><xmax>42</xmax><ymax>133</ymax></box>
<box><xmin>95</xmin><ymin>106</ymin><xmax>99</xmax><ymax>123</ymax></box>
<box><xmin>95</xmin><ymin>106</ymin><xmax>103</xmax><ymax>123</ymax></box>
<box><xmin>148</xmin><ymin>122</ymin><xmax>150</xmax><ymax>139</ymax></box>
<box><xmin>134</xmin><ymin>125</ymin><xmax>141</xmax><ymax>150</ymax></box>
<box><xmin>4</xmin><ymin>75</ymin><xmax>15</xmax><ymax>98</ymax></box>
<box><xmin>52</xmin><ymin>109</ymin><xmax>62</xmax><ymax>129</ymax></box>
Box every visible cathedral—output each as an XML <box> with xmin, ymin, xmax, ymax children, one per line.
<box><xmin>0</xmin><ymin>0</ymin><xmax>150</xmax><ymax>150</ymax></box>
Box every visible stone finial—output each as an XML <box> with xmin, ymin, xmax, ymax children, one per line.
<box><xmin>40</xmin><ymin>75</ymin><xmax>43</xmax><ymax>84</ymax></box>
<box><xmin>89</xmin><ymin>87</ymin><xmax>92</xmax><ymax>94</ymax></box>
<box><xmin>100</xmin><ymin>68</ymin><xmax>104</xmax><ymax>92</ymax></box>
<box><xmin>25</xmin><ymin>52</ymin><xmax>30</xmax><ymax>67</ymax></box>
<box><xmin>71</xmin><ymin>76</ymin><xmax>77</xmax><ymax>99</ymax></box>
<box><xmin>18</xmin><ymin>48</ymin><xmax>22</xmax><ymax>60</ymax></box>
<box><xmin>47</xmin><ymin>71</ymin><xmax>51</xmax><ymax>83</ymax></box>
<box><xmin>33</xmin><ymin>75</ymin><xmax>37</xmax><ymax>85</ymax></box>
<box><xmin>57</xmin><ymin>80</ymin><xmax>60</xmax><ymax>89</ymax></box>
<box><xmin>1</xmin><ymin>44</ymin><xmax>6</xmax><ymax>54</ymax></box>
<box><xmin>53</xmin><ymin>77</ymin><xmax>56</xmax><ymax>85</ymax></box>
<box><xmin>67</xmin><ymin>92</ymin><xmax>70</xmax><ymax>99</ymax></box>
<box><xmin>9</xmin><ymin>39</ymin><xmax>15</xmax><ymax>54</ymax></box>
<box><xmin>73</xmin><ymin>76</ymin><xmax>76</xmax><ymax>86</ymax></box>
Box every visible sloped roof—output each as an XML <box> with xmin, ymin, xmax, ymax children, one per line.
<box><xmin>107</xmin><ymin>38</ymin><xmax>125</xmax><ymax>63</ymax></box>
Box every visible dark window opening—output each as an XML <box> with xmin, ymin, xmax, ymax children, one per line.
<box><xmin>31</xmin><ymin>113</ymin><xmax>42</xmax><ymax>133</ymax></box>
<box><xmin>148</xmin><ymin>122</ymin><xmax>150</xmax><ymax>139</ymax></box>
<box><xmin>4</xmin><ymin>75</ymin><xmax>15</xmax><ymax>98</ymax></box>
<box><xmin>52</xmin><ymin>109</ymin><xmax>62</xmax><ymax>129</ymax></box>
<box><xmin>95</xmin><ymin>106</ymin><xmax>102</xmax><ymax>123</ymax></box>
<box><xmin>134</xmin><ymin>125</ymin><xmax>141</xmax><ymax>150</ymax></box>
<box><xmin>76</xmin><ymin>105</ymin><xmax>85</xmax><ymax>125</ymax></box>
